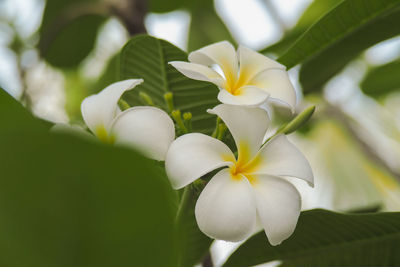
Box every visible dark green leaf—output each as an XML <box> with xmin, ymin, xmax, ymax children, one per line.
<box><xmin>39</xmin><ymin>0</ymin><xmax>106</xmax><ymax>68</ymax></box>
<box><xmin>176</xmin><ymin>185</ymin><xmax>213</xmax><ymax>267</ymax></box>
<box><xmin>119</xmin><ymin>34</ymin><xmax>219</xmax><ymax>134</ymax></box>
<box><xmin>0</xmin><ymin>88</ymin><xmax>178</xmax><ymax>267</ymax></box>
<box><xmin>0</xmin><ymin>90</ymin><xmax>49</xmax><ymax>132</ymax></box>
<box><xmin>261</xmin><ymin>0</ymin><xmax>341</xmax><ymax>56</ymax></box>
<box><xmin>223</xmin><ymin>209</ymin><xmax>400</xmax><ymax>267</ymax></box>
<box><xmin>277</xmin><ymin>0</ymin><xmax>400</xmax><ymax>93</ymax></box>
<box><xmin>360</xmin><ymin>59</ymin><xmax>400</xmax><ymax>97</ymax></box>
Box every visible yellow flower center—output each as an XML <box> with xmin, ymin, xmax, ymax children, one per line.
<box><xmin>222</xmin><ymin>64</ymin><xmax>252</xmax><ymax>96</ymax></box>
<box><xmin>95</xmin><ymin>125</ymin><xmax>115</xmax><ymax>144</ymax></box>
<box><xmin>223</xmin><ymin>142</ymin><xmax>262</xmax><ymax>185</ymax></box>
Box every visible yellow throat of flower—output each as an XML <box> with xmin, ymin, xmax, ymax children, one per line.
<box><xmin>223</xmin><ymin>142</ymin><xmax>262</xmax><ymax>185</ymax></box>
<box><xmin>96</xmin><ymin>125</ymin><xmax>115</xmax><ymax>144</ymax></box>
<box><xmin>223</xmin><ymin>65</ymin><xmax>251</xmax><ymax>96</ymax></box>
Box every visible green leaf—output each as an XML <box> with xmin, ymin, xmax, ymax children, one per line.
<box><xmin>261</xmin><ymin>0</ymin><xmax>341</xmax><ymax>56</ymax></box>
<box><xmin>223</xmin><ymin>209</ymin><xmax>400</xmax><ymax>267</ymax></box>
<box><xmin>360</xmin><ymin>59</ymin><xmax>400</xmax><ymax>98</ymax></box>
<box><xmin>279</xmin><ymin>105</ymin><xmax>316</xmax><ymax>135</ymax></box>
<box><xmin>0</xmin><ymin>90</ymin><xmax>49</xmax><ymax>132</ymax></box>
<box><xmin>39</xmin><ymin>0</ymin><xmax>107</xmax><ymax>68</ymax></box>
<box><xmin>119</xmin><ymin>34</ymin><xmax>219</xmax><ymax>134</ymax></box>
<box><xmin>277</xmin><ymin>0</ymin><xmax>400</xmax><ymax>93</ymax></box>
<box><xmin>187</xmin><ymin>0</ymin><xmax>235</xmax><ymax>52</ymax></box>
<box><xmin>176</xmin><ymin>185</ymin><xmax>213</xmax><ymax>267</ymax></box>
<box><xmin>0</xmin><ymin>89</ymin><xmax>178</xmax><ymax>266</ymax></box>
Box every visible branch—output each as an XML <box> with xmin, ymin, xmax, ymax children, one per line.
<box><xmin>111</xmin><ymin>0</ymin><xmax>147</xmax><ymax>35</ymax></box>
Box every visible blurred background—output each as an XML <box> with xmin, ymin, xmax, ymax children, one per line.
<box><xmin>1</xmin><ymin>0</ymin><xmax>400</xmax><ymax>265</ymax></box>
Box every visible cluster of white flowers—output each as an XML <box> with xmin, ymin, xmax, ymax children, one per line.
<box><xmin>78</xmin><ymin>41</ymin><xmax>314</xmax><ymax>246</ymax></box>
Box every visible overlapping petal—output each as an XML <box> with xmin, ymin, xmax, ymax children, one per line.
<box><xmin>165</xmin><ymin>133</ymin><xmax>234</xmax><ymax>189</ymax></box>
<box><xmin>81</xmin><ymin>79</ymin><xmax>143</xmax><ymax>134</ymax></box>
<box><xmin>195</xmin><ymin>169</ymin><xmax>257</xmax><ymax>242</ymax></box>
<box><xmin>208</xmin><ymin>104</ymin><xmax>270</xmax><ymax>163</ymax></box>
<box><xmin>250</xmin><ymin>69</ymin><xmax>296</xmax><ymax>111</ymax></box>
<box><xmin>217</xmin><ymin>86</ymin><xmax>270</xmax><ymax>106</ymax></box>
<box><xmin>169</xmin><ymin>61</ymin><xmax>225</xmax><ymax>87</ymax></box>
<box><xmin>111</xmin><ymin>106</ymin><xmax>175</xmax><ymax>161</ymax></box>
<box><xmin>252</xmin><ymin>174</ymin><xmax>301</xmax><ymax>245</ymax></box>
<box><xmin>188</xmin><ymin>41</ymin><xmax>238</xmax><ymax>82</ymax></box>
<box><xmin>237</xmin><ymin>45</ymin><xmax>285</xmax><ymax>83</ymax></box>
<box><xmin>253</xmin><ymin>135</ymin><xmax>314</xmax><ymax>186</ymax></box>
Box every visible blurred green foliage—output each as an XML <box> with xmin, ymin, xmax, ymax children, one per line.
<box><xmin>0</xmin><ymin>89</ymin><xmax>178</xmax><ymax>267</ymax></box>
<box><xmin>39</xmin><ymin>0</ymin><xmax>106</xmax><ymax>68</ymax></box>
<box><xmin>361</xmin><ymin>59</ymin><xmax>400</xmax><ymax>98</ymax></box>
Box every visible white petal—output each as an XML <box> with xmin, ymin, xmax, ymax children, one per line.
<box><xmin>250</xmin><ymin>69</ymin><xmax>296</xmax><ymax>111</ymax></box>
<box><xmin>217</xmin><ymin>86</ymin><xmax>270</xmax><ymax>106</ymax></box>
<box><xmin>253</xmin><ymin>135</ymin><xmax>314</xmax><ymax>186</ymax></box>
<box><xmin>208</xmin><ymin>104</ymin><xmax>270</xmax><ymax>163</ymax></box>
<box><xmin>195</xmin><ymin>169</ymin><xmax>257</xmax><ymax>242</ymax></box>
<box><xmin>188</xmin><ymin>41</ymin><xmax>238</xmax><ymax>82</ymax></box>
<box><xmin>169</xmin><ymin>61</ymin><xmax>225</xmax><ymax>88</ymax></box>
<box><xmin>238</xmin><ymin>45</ymin><xmax>285</xmax><ymax>81</ymax></box>
<box><xmin>165</xmin><ymin>133</ymin><xmax>234</xmax><ymax>189</ymax></box>
<box><xmin>110</xmin><ymin>106</ymin><xmax>175</xmax><ymax>161</ymax></box>
<box><xmin>81</xmin><ymin>79</ymin><xmax>143</xmax><ymax>134</ymax></box>
<box><xmin>252</xmin><ymin>174</ymin><xmax>301</xmax><ymax>245</ymax></box>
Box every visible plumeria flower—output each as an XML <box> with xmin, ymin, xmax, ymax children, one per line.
<box><xmin>81</xmin><ymin>79</ymin><xmax>175</xmax><ymax>161</ymax></box>
<box><xmin>169</xmin><ymin>41</ymin><xmax>296</xmax><ymax>110</ymax></box>
<box><xmin>165</xmin><ymin>104</ymin><xmax>313</xmax><ymax>245</ymax></box>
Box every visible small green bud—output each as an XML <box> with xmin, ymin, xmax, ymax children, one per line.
<box><xmin>183</xmin><ymin>112</ymin><xmax>192</xmax><ymax>121</ymax></box>
<box><xmin>172</xmin><ymin>109</ymin><xmax>188</xmax><ymax>134</ymax></box>
<box><xmin>279</xmin><ymin>105</ymin><xmax>316</xmax><ymax>135</ymax></box>
<box><xmin>183</xmin><ymin>112</ymin><xmax>192</xmax><ymax>132</ymax></box>
<box><xmin>118</xmin><ymin>99</ymin><xmax>131</xmax><ymax>111</ymax></box>
<box><xmin>139</xmin><ymin>92</ymin><xmax>154</xmax><ymax>106</ymax></box>
<box><xmin>164</xmin><ymin>92</ymin><xmax>174</xmax><ymax>113</ymax></box>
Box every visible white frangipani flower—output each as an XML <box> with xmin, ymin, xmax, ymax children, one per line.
<box><xmin>81</xmin><ymin>79</ymin><xmax>175</xmax><ymax>161</ymax></box>
<box><xmin>165</xmin><ymin>104</ymin><xmax>313</xmax><ymax>245</ymax></box>
<box><xmin>169</xmin><ymin>41</ymin><xmax>296</xmax><ymax>110</ymax></box>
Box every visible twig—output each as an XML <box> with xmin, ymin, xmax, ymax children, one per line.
<box><xmin>110</xmin><ymin>0</ymin><xmax>147</xmax><ymax>35</ymax></box>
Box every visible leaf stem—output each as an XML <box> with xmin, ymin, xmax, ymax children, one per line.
<box><xmin>211</xmin><ymin>117</ymin><xmax>221</xmax><ymax>138</ymax></box>
<box><xmin>172</xmin><ymin>110</ymin><xmax>188</xmax><ymax>134</ymax></box>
